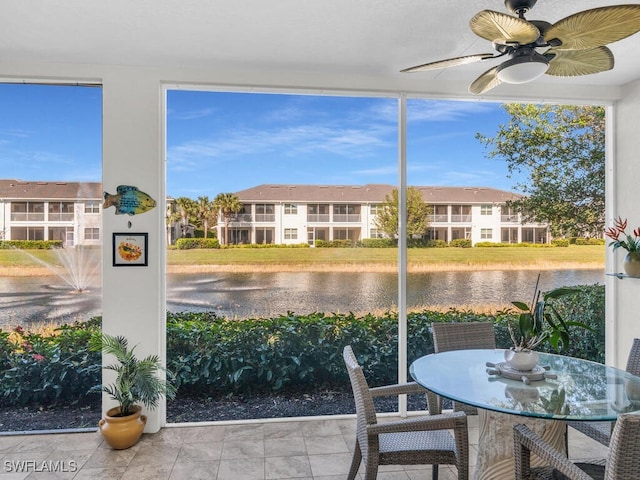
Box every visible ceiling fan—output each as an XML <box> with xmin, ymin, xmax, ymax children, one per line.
<box><xmin>401</xmin><ymin>0</ymin><xmax>640</xmax><ymax>94</ymax></box>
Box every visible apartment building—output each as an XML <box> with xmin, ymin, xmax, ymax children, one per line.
<box><xmin>0</xmin><ymin>180</ymin><xmax>549</xmax><ymax>247</ymax></box>
<box><xmin>223</xmin><ymin>184</ymin><xmax>550</xmax><ymax>246</ymax></box>
<box><xmin>0</xmin><ymin>179</ymin><xmax>102</xmax><ymax>246</ymax></box>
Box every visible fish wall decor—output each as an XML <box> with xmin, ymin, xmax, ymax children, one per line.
<box><xmin>103</xmin><ymin>185</ymin><xmax>156</xmax><ymax>216</ymax></box>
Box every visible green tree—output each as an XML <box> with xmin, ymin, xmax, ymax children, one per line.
<box><xmin>374</xmin><ymin>187</ymin><xmax>432</xmax><ymax>238</ymax></box>
<box><xmin>477</xmin><ymin>104</ymin><xmax>605</xmax><ymax>238</ymax></box>
<box><xmin>213</xmin><ymin>193</ymin><xmax>242</xmax><ymax>245</ymax></box>
<box><xmin>193</xmin><ymin>196</ymin><xmax>217</xmax><ymax>239</ymax></box>
<box><xmin>165</xmin><ymin>200</ymin><xmax>182</xmax><ymax>245</ymax></box>
<box><xmin>175</xmin><ymin>197</ymin><xmax>196</xmax><ymax>238</ymax></box>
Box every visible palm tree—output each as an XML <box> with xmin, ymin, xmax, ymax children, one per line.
<box><xmin>194</xmin><ymin>196</ymin><xmax>217</xmax><ymax>239</ymax></box>
<box><xmin>214</xmin><ymin>193</ymin><xmax>242</xmax><ymax>245</ymax></box>
<box><xmin>165</xmin><ymin>199</ymin><xmax>182</xmax><ymax>245</ymax></box>
<box><xmin>175</xmin><ymin>197</ymin><xmax>196</xmax><ymax>238</ymax></box>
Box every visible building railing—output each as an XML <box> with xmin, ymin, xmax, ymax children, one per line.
<box><xmin>48</xmin><ymin>213</ymin><xmax>74</xmax><ymax>221</ymax></box>
<box><xmin>230</xmin><ymin>214</ymin><xmax>253</xmax><ymax>222</ymax></box>
<box><xmin>10</xmin><ymin>213</ymin><xmax>45</xmax><ymax>221</ymax></box>
<box><xmin>254</xmin><ymin>214</ymin><xmax>275</xmax><ymax>222</ymax></box>
<box><xmin>450</xmin><ymin>214</ymin><xmax>472</xmax><ymax>223</ymax></box>
<box><xmin>501</xmin><ymin>215</ymin><xmax>519</xmax><ymax>222</ymax></box>
<box><xmin>307</xmin><ymin>214</ymin><xmax>331</xmax><ymax>222</ymax></box>
<box><xmin>428</xmin><ymin>214</ymin><xmax>448</xmax><ymax>222</ymax></box>
<box><xmin>333</xmin><ymin>214</ymin><xmax>361</xmax><ymax>222</ymax></box>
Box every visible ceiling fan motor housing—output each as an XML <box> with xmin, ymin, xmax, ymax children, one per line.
<box><xmin>504</xmin><ymin>0</ymin><xmax>537</xmax><ymax>15</ymax></box>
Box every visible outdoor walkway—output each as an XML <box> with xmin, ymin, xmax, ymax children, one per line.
<box><xmin>0</xmin><ymin>415</ymin><xmax>607</xmax><ymax>479</ymax></box>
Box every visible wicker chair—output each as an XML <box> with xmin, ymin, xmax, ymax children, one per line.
<box><xmin>567</xmin><ymin>338</ymin><xmax>640</xmax><ymax>448</ymax></box>
<box><xmin>514</xmin><ymin>413</ymin><xmax>640</xmax><ymax>480</ymax></box>
<box><xmin>430</xmin><ymin>322</ymin><xmax>496</xmax><ymax>415</ymax></box>
<box><xmin>343</xmin><ymin>345</ymin><xmax>469</xmax><ymax>480</ymax></box>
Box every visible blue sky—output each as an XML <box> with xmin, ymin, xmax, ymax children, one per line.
<box><xmin>0</xmin><ymin>84</ymin><xmax>514</xmax><ymax>199</ymax></box>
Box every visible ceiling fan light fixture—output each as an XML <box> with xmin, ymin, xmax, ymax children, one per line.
<box><xmin>497</xmin><ymin>52</ymin><xmax>549</xmax><ymax>84</ymax></box>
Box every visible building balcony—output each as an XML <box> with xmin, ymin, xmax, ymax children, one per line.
<box><xmin>10</xmin><ymin>213</ymin><xmax>45</xmax><ymax>221</ymax></box>
<box><xmin>307</xmin><ymin>214</ymin><xmax>330</xmax><ymax>223</ymax></box>
<box><xmin>254</xmin><ymin>214</ymin><xmax>275</xmax><ymax>222</ymax></box>
<box><xmin>332</xmin><ymin>214</ymin><xmax>361</xmax><ymax>223</ymax></box>
<box><xmin>428</xmin><ymin>214</ymin><xmax>448</xmax><ymax>223</ymax></box>
<box><xmin>501</xmin><ymin>215</ymin><xmax>519</xmax><ymax>223</ymax></box>
<box><xmin>229</xmin><ymin>214</ymin><xmax>253</xmax><ymax>223</ymax></box>
<box><xmin>48</xmin><ymin>213</ymin><xmax>75</xmax><ymax>221</ymax></box>
<box><xmin>450</xmin><ymin>214</ymin><xmax>472</xmax><ymax>223</ymax></box>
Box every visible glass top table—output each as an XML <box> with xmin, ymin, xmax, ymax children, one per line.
<box><xmin>410</xmin><ymin>349</ymin><xmax>640</xmax><ymax>421</ymax></box>
<box><xmin>410</xmin><ymin>349</ymin><xmax>640</xmax><ymax>480</ymax></box>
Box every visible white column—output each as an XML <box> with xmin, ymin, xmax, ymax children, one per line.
<box><xmin>102</xmin><ymin>70</ymin><xmax>165</xmax><ymax>432</ymax></box>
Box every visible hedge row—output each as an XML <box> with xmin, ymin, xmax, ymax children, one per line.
<box><xmin>0</xmin><ymin>284</ymin><xmax>604</xmax><ymax>406</ymax></box>
<box><xmin>175</xmin><ymin>238</ymin><xmax>220</xmax><ymax>249</ymax></box>
<box><xmin>0</xmin><ymin>240</ymin><xmax>63</xmax><ymax>250</ymax></box>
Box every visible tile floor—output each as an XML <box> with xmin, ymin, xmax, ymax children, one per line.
<box><xmin>0</xmin><ymin>414</ymin><xmax>608</xmax><ymax>479</ymax></box>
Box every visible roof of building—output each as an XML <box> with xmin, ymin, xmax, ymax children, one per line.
<box><xmin>0</xmin><ymin>179</ymin><xmax>102</xmax><ymax>200</ymax></box>
<box><xmin>235</xmin><ymin>184</ymin><xmax>522</xmax><ymax>204</ymax></box>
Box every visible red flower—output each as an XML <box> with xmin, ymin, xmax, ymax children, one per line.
<box><xmin>13</xmin><ymin>326</ymin><xmax>24</xmax><ymax>334</ymax></box>
<box><xmin>605</xmin><ymin>217</ymin><xmax>640</xmax><ymax>253</ymax></box>
<box><xmin>32</xmin><ymin>354</ymin><xmax>46</xmax><ymax>362</ymax></box>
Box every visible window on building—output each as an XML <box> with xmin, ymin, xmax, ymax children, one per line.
<box><xmin>255</xmin><ymin>204</ymin><xmax>275</xmax><ymax>222</ymax></box>
<box><xmin>284</xmin><ymin>228</ymin><xmax>298</xmax><ymax>240</ymax></box>
<box><xmin>370</xmin><ymin>228</ymin><xmax>384</xmax><ymax>238</ymax></box>
<box><xmin>85</xmin><ymin>201</ymin><xmax>100</xmax><ymax>214</ymax></box>
<box><xmin>480</xmin><ymin>204</ymin><xmax>492</xmax><ymax>216</ymax></box>
<box><xmin>481</xmin><ymin>228</ymin><xmax>493</xmax><ymax>239</ymax></box>
<box><xmin>84</xmin><ymin>227</ymin><xmax>100</xmax><ymax>240</ymax></box>
<box><xmin>370</xmin><ymin>204</ymin><xmax>379</xmax><ymax>215</ymax></box>
<box><xmin>49</xmin><ymin>202</ymin><xmax>74</xmax><ymax>220</ymax></box>
<box><xmin>284</xmin><ymin>204</ymin><xmax>297</xmax><ymax>214</ymax></box>
<box><xmin>10</xmin><ymin>202</ymin><xmax>44</xmax><ymax>221</ymax></box>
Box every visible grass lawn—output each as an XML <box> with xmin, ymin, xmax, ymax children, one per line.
<box><xmin>0</xmin><ymin>245</ymin><xmax>605</xmax><ymax>274</ymax></box>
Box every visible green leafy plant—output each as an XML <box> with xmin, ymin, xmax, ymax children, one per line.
<box><xmin>91</xmin><ymin>333</ymin><xmax>176</xmax><ymax>416</ymax></box>
<box><xmin>605</xmin><ymin>217</ymin><xmax>640</xmax><ymax>252</ymax></box>
<box><xmin>509</xmin><ymin>275</ymin><xmax>590</xmax><ymax>351</ymax></box>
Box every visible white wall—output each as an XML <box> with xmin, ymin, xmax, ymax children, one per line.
<box><xmin>610</xmin><ymin>79</ymin><xmax>640</xmax><ymax>368</ymax></box>
<box><xmin>101</xmin><ymin>70</ymin><xmax>165</xmax><ymax>431</ymax></box>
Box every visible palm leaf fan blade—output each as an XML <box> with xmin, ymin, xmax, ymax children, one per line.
<box><xmin>545</xmin><ymin>5</ymin><xmax>640</xmax><ymax>50</ymax></box>
<box><xmin>470</xmin><ymin>10</ymin><xmax>540</xmax><ymax>44</ymax></box>
<box><xmin>469</xmin><ymin>65</ymin><xmax>502</xmax><ymax>95</ymax></box>
<box><xmin>401</xmin><ymin>53</ymin><xmax>494</xmax><ymax>72</ymax></box>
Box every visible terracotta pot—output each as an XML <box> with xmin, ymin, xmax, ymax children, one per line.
<box><xmin>98</xmin><ymin>405</ymin><xmax>147</xmax><ymax>449</ymax></box>
<box><xmin>623</xmin><ymin>252</ymin><xmax>640</xmax><ymax>277</ymax></box>
<box><xmin>504</xmin><ymin>349</ymin><xmax>539</xmax><ymax>371</ymax></box>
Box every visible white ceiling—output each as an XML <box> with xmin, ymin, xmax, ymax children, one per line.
<box><xmin>2</xmin><ymin>0</ymin><xmax>640</xmax><ymax>99</ymax></box>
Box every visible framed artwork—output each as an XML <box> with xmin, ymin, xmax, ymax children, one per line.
<box><xmin>112</xmin><ymin>232</ymin><xmax>148</xmax><ymax>267</ymax></box>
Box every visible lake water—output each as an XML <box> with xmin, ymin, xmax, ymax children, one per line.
<box><xmin>0</xmin><ymin>269</ymin><xmax>604</xmax><ymax>328</ymax></box>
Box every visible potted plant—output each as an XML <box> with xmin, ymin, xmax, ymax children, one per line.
<box><xmin>605</xmin><ymin>216</ymin><xmax>640</xmax><ymax>276</ymax></box>
<box><xmin>506</xmin><ymin>275</ymin><xmax>590</xmax><ymax>371</ymax></box>
<box><xmin>91</xmin><ymin>333</ymin><xmax>176</xmax><ymax>449</ymax></box>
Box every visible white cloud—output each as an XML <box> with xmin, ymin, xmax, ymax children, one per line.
<box><xmin>170</xmin><ymin>108</ymin><xmax>215</xmax><ymax>120</ymax></box>
<box><xmin>408</xmin><ymin>99</ymin><xmax>499</xmax><ymax>123</ymax></box>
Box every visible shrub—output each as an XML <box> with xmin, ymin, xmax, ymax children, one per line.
<box><xmin>315</xmin><ymin>239</ymin><xmax>354</xmax><ymax>248</ymax></box>
<box><xmin>551</xmin><ymin>239</ymin><xmax>570</xmax><ymax>247</ymax></box>
<box><xmin>0</xmin><ymin>240</ymin><xmax>63</xmax><ymax>250</ymax></box>
<box><xmin>361</xmin><ymin>238</ymin><xmax>396</xmax><ymax>248</ymax></box>
<box><xmin>450</xmin><ymin>239</ymin><xmax>472</xmax><ymax>248</ymax></box>
<box><xmin>175</xmin><ymin>238</ymin><xmax>220</xmax><ymax>249</ymax></box>
<box><xmin>0</xmin><ymin>319</ymin><xmax>102</xmax><ymax>407</ymax></box>
<box><xmin>407</xmin><ymin>238</ymin><xmax>447</xmax><ymax>248</ymax></box>
<box><xmin>474</xmin><ymin>242</ymin><xmax>508</xmax><ymax>247</ymax></box>
<box><xmin>0</xmin><ymin>286</ymin><xmax>604</xmax><ymax>407</ymax></box>
<box><xmin>227</xmin><ymin>243</ymin><xmax>310</xmax><ymax>249</ymax></box>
